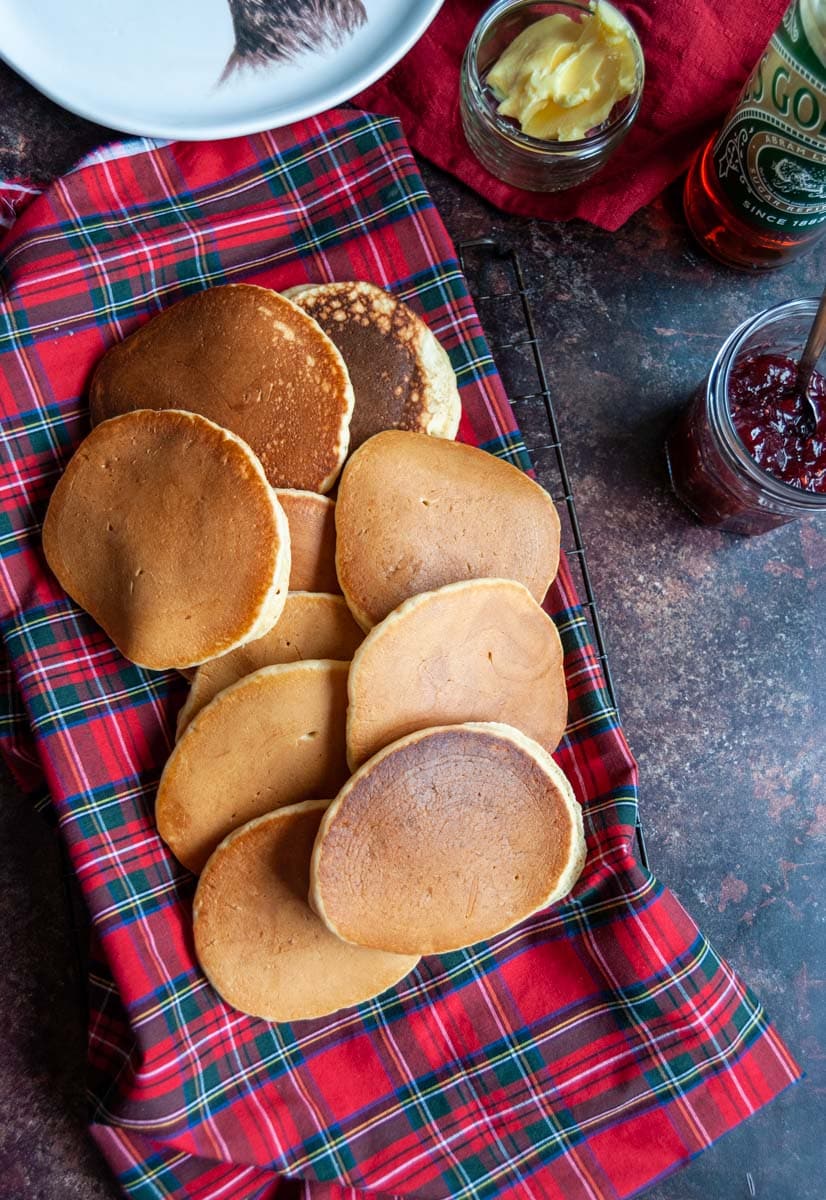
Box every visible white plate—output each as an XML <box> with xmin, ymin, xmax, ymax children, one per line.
<box><xmin>0</xmin><ymin>0</ymin><xmax>443</xmax><ymax>140</ymax></box>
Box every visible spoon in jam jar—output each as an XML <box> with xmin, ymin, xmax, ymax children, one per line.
<box><xmin>796</xmin><ymin>284</ymin><xmax>826</xmax><ymax>438</ymax></box>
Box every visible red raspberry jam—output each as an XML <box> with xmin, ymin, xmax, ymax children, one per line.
<box><xmin>729</xmin><ymin>353</ymin><xmax>826</xmax><ymax>493</ymax></box>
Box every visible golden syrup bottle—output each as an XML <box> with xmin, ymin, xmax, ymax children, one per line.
<box><xmin>684</xmin><ymin>0</ymin><xmax>826</xmax><ymax>269</ymax></box>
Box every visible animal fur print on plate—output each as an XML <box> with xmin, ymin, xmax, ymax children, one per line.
<box><xmin>223</xmin><ymin>0</ymin><xmax>367</xmax><ymax>74</ymax></box>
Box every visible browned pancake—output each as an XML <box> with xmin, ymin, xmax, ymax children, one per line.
<box><xmin>194</xmin><ymin>801</ymin><xmax>418</xmax><ymax>1023</ymax></box>
<box><xmin>335</xmin><ymin>431</ymin><xmax>561</xmax><ymax>629</ymax></box>
<box><xmin>284</xmin><ymin>281</ymin><xmax>460</xmax><ymax>451</ymax></box>
<box><xmin>274</xmin><ymin>489</ymin><xmax>340</xmax><ymax>593</ymax></box>
<box><xmin>42</xmin><ymin>409</ymin><xmax>290</xmax><ymax>670</ymax></box>
<box><xmin>346</xmin><ymin>579</ymin><xmax>568</xmax><ymax>769</ymax></box>
<box><xmin>89</xmin><ymin>284</ymin><xmax>354</xmax><ymax>493</ymax></box>
<box><xmin>177</xmin><ymin>592</ymin><xmax>363</xmax><ymax>736</ymax></box>
<box><xmin>310</xmin><ymin>723</ymin><xmax>587</xmax><ymax>956</ymax></box>
<box><xmin>157</xmin><ymin>660</ymin><xmax>350</xmax><ymax>873</ymax></box>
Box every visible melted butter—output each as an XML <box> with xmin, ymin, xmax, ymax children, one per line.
<box><xmin>487</xmin><ymin>2</ymin><xmax>637</xmax><ymax>142</ymax></box>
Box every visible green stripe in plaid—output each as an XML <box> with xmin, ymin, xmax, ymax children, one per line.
<box><xmin>479</xmin><ymin>431</ymin><xmax>533</xmax><ymax>473</ymax></box>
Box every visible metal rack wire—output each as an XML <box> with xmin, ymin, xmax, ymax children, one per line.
<box><xmin>458</xmin><ymin>238</ymin><xmax>648</xmax><ymax>869</ymax></box>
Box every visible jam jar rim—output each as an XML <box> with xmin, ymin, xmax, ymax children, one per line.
<box><xmin>463</xmin><ymin>0</ymin><xmax>646</xmax><ymax>158</ymax></box>
<box><xmin>710</xmin><ymin>297</ymin><xmax>826</xmax><ymax>510</ymax></box>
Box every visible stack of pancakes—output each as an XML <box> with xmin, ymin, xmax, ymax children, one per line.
<box><xmin>43</xmin><ymin>280</ymin><xmax>587</xmax><ymax>1026</ymax></box>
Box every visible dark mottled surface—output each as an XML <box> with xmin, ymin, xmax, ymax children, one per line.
<box><xmin>0</xmin><ymin>56</ymin><xmax>823</xmax><ymax>1200</ymax></box>
<box><xmin>431</xmin><ymin>173</ymin><xmax>825</xmax><ymax>1200</ymax></box>
<box><xmin>0</xmin><ymin>766</ymin><xmax>115</xmax><ymax>1198</ymax></box>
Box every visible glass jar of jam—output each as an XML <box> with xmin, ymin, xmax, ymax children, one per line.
<box><xmin>665</xmin><ymin>298</ymin><xmax>826</xmax><ymax>535</ymax></box>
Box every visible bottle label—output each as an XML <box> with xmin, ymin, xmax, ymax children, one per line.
<box><xmin>712</xmin><ymin>0</ymin><xmax>826</xmax><ymax>233</ymax></box>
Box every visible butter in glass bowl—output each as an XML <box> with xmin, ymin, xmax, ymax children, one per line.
<box><xmin>460</xmin><ymin>0</ymin><xmax>645</xmax><ymax>192</ymax></box>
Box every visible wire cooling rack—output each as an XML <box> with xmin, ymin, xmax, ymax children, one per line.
<box><xmin>458</xmin><ymin>238</ymin><xmax>648</xmax><ymax>869</ymax></box>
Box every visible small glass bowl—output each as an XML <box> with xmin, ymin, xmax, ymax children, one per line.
<box><xmin>460</xmin><ymin>0</ymin><xmax>645</xmax><ymax>193</ymax></box>
<box><xmin>665</xmin><ymin>299</ymin><xmax>826</xmax><ymax>536</ymax></box>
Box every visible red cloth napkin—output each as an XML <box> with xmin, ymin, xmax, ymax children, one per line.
<box><xmin>356</xmin><ymin>0</ymin><xmax>790</xmax><ymax>229</ymax></box>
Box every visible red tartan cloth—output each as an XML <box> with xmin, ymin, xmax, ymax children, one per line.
<box><xmin>0</xmin><ymin>112</ymin><xmax>801</xmax><ymax>1200</ymax></box>
<box><xmin>355</xmin><ymin>0</ymin><xmax>790</xmax><ymax>229</ymax></box>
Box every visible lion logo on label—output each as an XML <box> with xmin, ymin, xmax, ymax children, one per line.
<box><xmin>769</xmin><ymin>156</ymin><xmax>826</xmax><ymax>201</ymax></box>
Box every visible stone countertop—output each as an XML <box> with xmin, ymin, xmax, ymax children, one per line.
<box><xmin>0</xmin><ymin>60</ymin><xmax>823</xmax><ymax>1200</ymax></box>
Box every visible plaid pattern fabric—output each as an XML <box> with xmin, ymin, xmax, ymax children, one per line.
<box><xmin>0</xmin><ymin>111</ymin><xmax>800</xmax><ymax>1200</ymax></box>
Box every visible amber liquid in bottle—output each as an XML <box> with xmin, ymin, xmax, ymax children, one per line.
<box><xmin>684</xmin><ymin>138</ymin><xmax>825</xmax><ymax>269</ymax></box>
<box><xmin>684</xmin><ymin>0</ymin><xmax>826</xmax><ymax>270</ymax></box>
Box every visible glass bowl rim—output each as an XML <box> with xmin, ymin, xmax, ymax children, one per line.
<box><xmin>463</xmin><ymin>0</ymin><xmax>646</xmax><ymax>154</ymax></box>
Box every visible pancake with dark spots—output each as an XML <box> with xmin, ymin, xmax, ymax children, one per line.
<box><xmin>284</xmin><ymin>281</ymin><xmax>460</xmax><ymax>451</ymax></box>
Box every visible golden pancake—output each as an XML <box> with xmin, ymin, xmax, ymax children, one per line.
<box><xmin>335</xmin><ymin>431</ymin><xmax>561</xmax><ymax>630</ymax></box>
<box><xmin>194</xmin><ymin>801</ymin><xmax>419</xmax><ymax>1023</ymax></box>
<box><xmin>311</xmin><ymin>723</ymin><xmax>586</xmax><ymax>955</ymax></box>
<box><xmin>157</xmin><ymin>660</ymin><xmax>349</xmax><ymax>873</ymax></box>
<box><xmin>177</xmin><ymin>592</ymin><xmax>363</xmax><ymax>737</ymax></box>
<box><xmin>274</xmin><ymin>489</ymin><xmax>340</xmax><ymax>593</ymax></box>
<box><xmin>89</xmin><ymin>284</ymin><xmax>354</xmax><ymax>492</ymax></box>
<box><xmin>346</xmin><ymin>579</ymin><xmax>567</xmax><ymax>769</ymax></box>
<box><xmin>284</xmin><ymin>281</ymin><xmax>460</xmax><ymax>451</ymax></box>
<box><xmin>42</xmin><ymin>410</ymin><xmax>290</xmax><ymax>670</ymax></box>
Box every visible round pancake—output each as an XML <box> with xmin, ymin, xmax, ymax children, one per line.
<box><xmin>42</xmin><ymin>409</ymin><xmax>290</xmax><ymax>670</ymax></box>
<box><xmin>157</xmin><ymin>660</ymin><xmax>350</xmax><ymax>873</ymax></box>
<box><xmin>283</xmin><ymin>281</ymin><xmax>460</xmax><ymax>451</ymax></box>
<box><xmin>177</xmin><ymin>592</ymin><xmax>363</xmax><ymax>736</ymax></box>
<box><xmin>310</xmin><ymin>722</ymin><xmax>586</xmax><ymax>956</ymax></box>
<box><xmin>89</xmin><ymin>284</ymin><xmax>354</xmax><ymax>493</ymax></box>
<box><xmin>275</xmin><ymin>489</ymin><xmax>340</xmax><ymax>593</ymax></box>
<box><xmin>347</xmin><ymin>579</ymin><xmax>567</xmax><ymax>770</ymax></box>
<box><xmin>335</xmin><ymin>431</ymin><xmax>561</xmax><ymax>630</ymax></box>
<box><xmin>194</xmin><ymin>801</ymin><xmax>419</xmax><ymax>1023</ymax></box>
